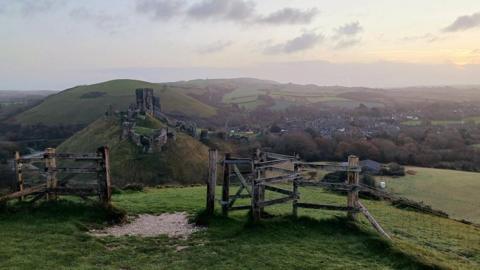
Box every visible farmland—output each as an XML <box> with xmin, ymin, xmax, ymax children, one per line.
<box><xmin>383</xmin><ymin>167</ymin><xmax>480</xmax><ymax>223</ymax></box>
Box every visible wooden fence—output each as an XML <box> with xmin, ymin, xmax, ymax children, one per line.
<box><xmin>1</xmin><ymin>146</ymin><xmax>112</xmax><ymax>205</ymax></box>
<box><xmin>206</xmin><ymin>149</ymin><xmax>391</xmax><ymax>239</ymax></box>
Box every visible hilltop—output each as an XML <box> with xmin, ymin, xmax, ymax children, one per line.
<box><xmin>14</xmin><ymin>79</ymin><xmax>217</xmax><ymax>126</ymax></box>
<box><xmin>57</xmin><ymin>115</ymin><xmax>209</xmax><ymax>187</ymax></box>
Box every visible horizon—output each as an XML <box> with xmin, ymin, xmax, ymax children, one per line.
<box><xmin>3</xmin><ymin>76</ymin><xmax>480</xmax><ymax>92</ymax></box>
<box><xmin>1</xmin><ymin>1</ymin><xmax>480</xmax><ymax>89</ymax></box>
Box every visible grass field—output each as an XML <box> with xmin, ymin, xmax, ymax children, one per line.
<box><xmin>382</xmin><ymin>167</ymin><xmax>480</xmax><ymax>223</ymax></box>
<box><xmin>1</xmin><ymin>186</ymin><xmax>480</xmax><ymax>269</ymax></box>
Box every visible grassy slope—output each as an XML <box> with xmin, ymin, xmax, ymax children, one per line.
<box><xmin>383</xmin><ymin>166</ymin><xmax>480</xmax><ymax>223</ymax></box>
<box><xmin>57</xmin><ymin>116</ymin><xmax>209</xmax><ymax>186</ymax></box>
<box><xmin>1</xmin><ymin>186</ymin><xmax>480</xmax><ymax>269</ymax></box>
<box><xmin>15</xmin><ymin>79</ymin><xmax>216</xmax><ymax>126</ymax></box>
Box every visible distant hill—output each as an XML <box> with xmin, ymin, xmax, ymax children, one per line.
<box><xmin>57</xmin><ymin>115</ymin><xmax>209</xmax><ymax>187</ymax></box>
<box><xmin>14</xmin><ymin>79</ymin><xmax>217</xmax><ymax>126</ymax></box>
<box><xmin>13</xmin><ymin>78</ymin><xmax>480</xmax><ymax>126</ymax></box>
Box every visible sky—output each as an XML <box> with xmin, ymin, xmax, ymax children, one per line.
<box><xmin>1</xmin><ymin>0</ymin><xmax>480</xmax><ymax>89</ymax></box>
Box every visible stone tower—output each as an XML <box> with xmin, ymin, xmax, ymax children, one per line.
<box><xmin>136</xmin><ymin>88</ymin><xmax>155</xmax><ymax>115</ymax></box>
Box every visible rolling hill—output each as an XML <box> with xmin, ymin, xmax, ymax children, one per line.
<box><xmin>14</xmin><ymin>79</ymin><xmax>217</xmax><ymax>126</ymax></box>
<box><xmin>57</xmin><ymin>115</ymin><xmax>210</xmax><ymax>187</ymax></box>
<box><xmin>14</xmin><ymin>78</ymin><xmax>480</xmax><ymax>127</ymax></box>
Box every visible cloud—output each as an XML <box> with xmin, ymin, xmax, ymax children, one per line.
<box><xmin>135</xmin><ymin>0</ymin><xmax>185</xmax><ymax>20</ymax></box>
<box><xmin>331</xmin><ymin>21</ymin><xmax>363</xmax><ymax>49</ymax></box>
<box><xmin>187</xmin><ymin>0</ymin><xmax>255</xmax><ymax>22</ymax></box>
<box><xmin>70</xmin><ymin>7</ymin><xmax>126</xmax><ymax>33</ymax></box>
<box><xmin>334</xmin><ymin>21</ymin><xmax>363</xmax><ymax>37</ymax></box>
<box><xmin>443</xmin><ymin>12</ymin><xmax>480</xmax><ymax>32</ymax></box>
<box><xmin>197</xmin><ymin>41</ymin><xmax>233</xmax><ymax>54</ymax></box>
<box><xmin>135</xmin><ymin>0</ymin><xmax>317</xmax><ymax>25</ymax></box>
<box><xmin>264</xmin><ymin>31</ymin><xmax>324</xmax><ymax>54</ymax></box>
<box><xmin>334</xmin><ymin>39</ymin><xmax>361</xmax><ymax>50</ymax></box>
<box><xmin>401</xmin><ymin>33</ymin><xmax>441</xmax><ymax>43</ymax></box>
<box><xmin>257</xmin><ymin>7</ymin><xmax>319</xmax><ymax>25</ymax></box>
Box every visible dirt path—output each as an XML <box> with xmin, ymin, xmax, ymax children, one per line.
<box><xmin>91</xmin><ymin>212</ymin><xmax>200</xmax><ymax>238</ymax></box>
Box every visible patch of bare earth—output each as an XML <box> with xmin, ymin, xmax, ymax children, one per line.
<box><xmin>91</xmin><ymin>212</ymin><xmax>200</xmax><ymax>238</ymax></box>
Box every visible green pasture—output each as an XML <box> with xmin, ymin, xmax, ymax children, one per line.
<box><xmin>1</xmin><ymin>186</ymin><xmax>480</xmax><ymax>269</ymax></box>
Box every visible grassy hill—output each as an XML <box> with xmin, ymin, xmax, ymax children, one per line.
<box><xmin>1</xmin><ymin>186</ymin><xmax>480</xmax><ymax>269</ymax></box>
<box><xmin>381</xmin><ymin>167</ymin><xmax>480</xmax><ymax>223</ymax></box>
<box><xmin>14</xmin><ymin>79</ymin><xmax>217</xmax><ymax>126</ymax></box>
<box><xmin>57</xmin><ymin>116</ymin><xmax>209</xmax><ymax>187</ymax></box>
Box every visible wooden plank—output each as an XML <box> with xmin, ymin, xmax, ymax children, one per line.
<box><xmin>347</xmin><ymin>155</ymin><xmax>360</xmax><ymax>220</ymax></box>
<box><xmin>263</xmin><ymin>185</ymin><xmax>293</xmax><ymax>196</ymax></box>
<box><xmin>50</xmin><ymin>187</ymin><xmax>98</xmax><ymax>196</ymax></box>
<box><xmin>292</xmin><ymin>163</ymin><xmax>299</xmax><ymax>217</ymax></box>
<box><xmin>14</xmin><ymin>151</ymin><xmax>24</xmax><ymax>201</ymax></box>
<box><xmin>103</xmin><ymin>147</ymin><xmax>112</xmax><ymax>204</ymax></box>
<box><xmin>206</xmin><ymin>149</ymin><xmax>218</xmax><ymax>215</ymax></box>
<box><xmin>262</xmin><ymin>166</ymin><xmax>294</xmax><ymax>174</ymax></box>
<box><xmin>0</xmin><ymin>184</ymin><xmax>47</xmax><ymax>202</ymax></box>
<box><xmin>264</xmin><ymin>152</ymin><xmax>296</xmax><ymax>160</ymax></box>
<box><xmin>56</xmin><ymin>168</ymin><xmax>97</xmax><ymax>174</ymax></box>
<box><xmin>358</xmin><ymin>201</ymin><xmax>391</xmax><ymax>240</ymax></box>
<box><xmin>255</xmin><ymin>173</ymin><xmax>300</xmax><ymax>184</ymax></box>
<box><xmin>18</xmin><ymin>157</ymin><xmax>44</xmax><ymax>163</ymax></box>
<box><xmin>295</xmin><ymin>162</ymin><xmax>361</xmax><ymax>172</ymax></box>
<box><xmin>297</xmin><ymin>181</ymin><xmax>357</xmax><ymax>191</ymax></box>
<box><xmin>44</xmin><ymin>148</ymin><xmax>57</xmax><ymax>201</ymax></box>
<box><xmin>257</xmin><ymin>196</ymin><xmax>294</xmax><ymax>208</ymax></box>
<box><xmin>296</xmin><ymin>203</ymin><xmax>358</xmax><ymax>212</ymax></box>
<box><xmin>232</xmin><ymin>165</ymin><xmax>251</xmax><ymax>195</ymax></box>
<box><xmin>222</xmin><ymin>153</ymin><xmax>231</xmax><ymax>216</ymax></box>
<box><xmin>55</xmin><ymin>153</ymin><xmax>102</xmax><ymax>160</ymax></box>
<box><xmin>255</xmin><ymin>159</ymin><xmax>292</xmax><ymax>167</ymax></box>
<box><xmin>228</xmin><ymin>186</ymin><xmax>245</xmax><ymax>207</ymax></box>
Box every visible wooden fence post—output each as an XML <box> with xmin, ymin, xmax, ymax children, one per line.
<box><xmin>206</xmin><ymin>149</ymin><xmax>218</xmax><ymax>216</ymax></box>
<box><xmin>221</xmin><ymin>153</ymin><xmax>231</xmax><ymax>216</ymax></box>
<box><xmin>14</xmin><ymin>151</ymin><xmax>24</xmax><ymax>201</ymax></box>
<box><xmin>252</xmin><ymin>176</ymin><xmax>261</xmax><ymax>222</ymax></box>
<box><xmin>292</xmin><ymin>163</ymin><xmax>299</xmax><ymax>217</ymax></box>
<box><xmin>347</xmin><ymin>155</ymin><xmax>360</xmax><ymax>220</ymax></box>
<box><xmin>45</xmin><ymin>148</ymin><xmax>57</xmax><ymax>201</ymax></box>
<box><xmin>97</xmin><ymin>146</ymin><xmax>112</xmax><ymax>205</ymax></box>
<box><xmin>256</xmin><ymin>149</ymin><xmax>266</xmax><ymax>216</ymax></box>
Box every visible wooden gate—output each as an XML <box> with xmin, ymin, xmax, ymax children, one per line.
<box><xmin>205</xmin><ymin>150</ymin><xmax>391</xmax><ymax>239</ymax></box>
<box><xmin>1</xmin><ymin>146</ymin><xmax>111</xmax><ymax>205</ymax></box>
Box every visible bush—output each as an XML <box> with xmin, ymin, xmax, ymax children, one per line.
<box><xmin>380</xmin><ymin>163</ymin><xmax>405</xmax><ymax>176</ymax></box>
